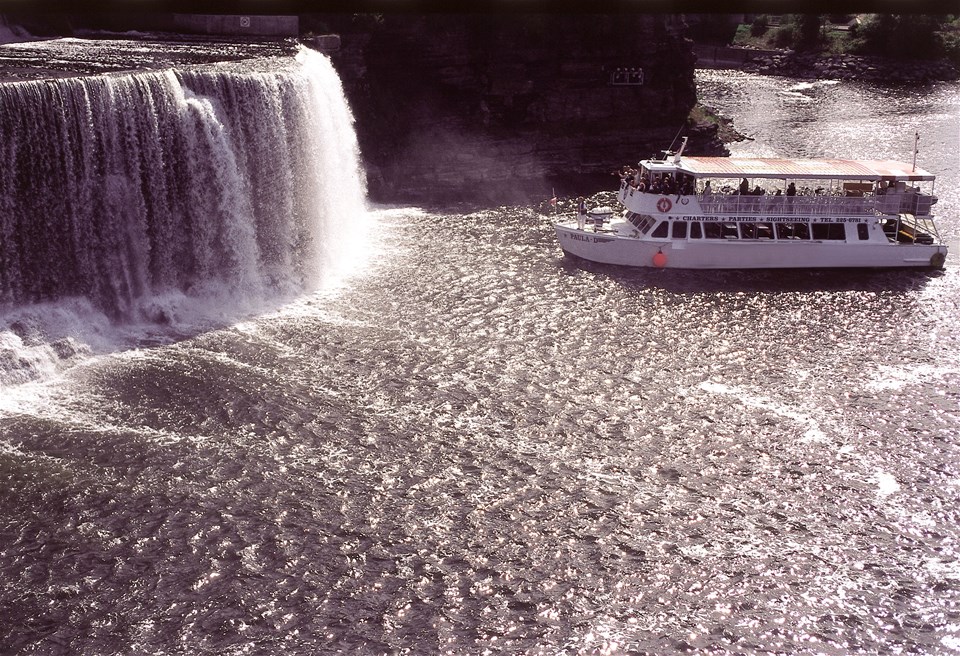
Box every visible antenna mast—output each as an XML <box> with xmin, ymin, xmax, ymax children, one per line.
<box><xmin>912</xmin><ymin>131</ymin><xmax>919</xmax><ymax>172</ymax></box>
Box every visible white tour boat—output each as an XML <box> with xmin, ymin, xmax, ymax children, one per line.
<box><xmin>555</xmin><ymin>138</ymin><xmax>948</xmax><ymax>269</ymax></box>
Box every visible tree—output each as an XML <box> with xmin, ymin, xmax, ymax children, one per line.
<box><xmin>796</xmin><ymin>14</ymin><xmax>824</xmax><ymax>51</ymax></box>
<box><xmin>853</xmin><ymin>14</ymin><xmax>946</xmax><ymax>59</ymax></box>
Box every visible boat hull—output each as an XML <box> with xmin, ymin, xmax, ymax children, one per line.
<box><xmin>555</xmin><ymin>223</ymin><xmax>947</xmax><ymax>269</ymax></box>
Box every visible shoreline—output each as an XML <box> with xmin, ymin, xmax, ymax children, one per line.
<box><xmin>696</xmin><ymin>45</ymin><xmax>959</xmax><ymax>85</ymax></box>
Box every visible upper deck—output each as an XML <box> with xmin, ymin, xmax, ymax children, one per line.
<box><xmin>622</xmin><ymin>154</ymin><xmax>938</xmax><ymax>218</ymax></box>
<box><xmin>672</xmin><ymin>157</ymin><xmax>936</xmax><ymax>182</ymax></box>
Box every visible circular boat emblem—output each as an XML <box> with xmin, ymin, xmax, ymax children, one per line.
<box><xmin>656</xmin><ymin>197</ymin><xmax>672</xmax><ymax>213</ymax></box>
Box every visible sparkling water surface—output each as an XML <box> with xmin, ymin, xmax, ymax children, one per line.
<box><xmin>1</xmin><ymin>60</ymin><xmax>960</xmax><ymax>654</ymax></box>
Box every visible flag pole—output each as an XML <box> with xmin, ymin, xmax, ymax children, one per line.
<box><xmin>912</xmin><ymin>131</ymin><xmax>919</xmax><ymax>172</ymax></box>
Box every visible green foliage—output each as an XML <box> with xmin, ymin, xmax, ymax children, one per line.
<box><xmin>750</xmin><ymin>15</ymin><xmax>769</xmax><ymax>37</ymax></box>
<box><xmin>941</xmin><ymin>26</ymin><xmax>960</xmax><ymax>65</ymax></box>
<box><xmin>768</xmin><ymin>24</ymin><xmax>798</xmax><ymax>48</ymax></box>
<box><xmin>796</xmin><ymin>14</ymin><xmax>824</xmax><ymax>50</ymax></box>
<box><xmin>852</xmin><ymin>14</ymin><xmax>946</xmax><ymax>59</ymax></box>
<box><xmin>726</xmin><ymin>13</ymin><xmax>956</xmax><ymax>64</ymax></box>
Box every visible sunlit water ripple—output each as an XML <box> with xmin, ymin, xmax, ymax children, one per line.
<box><xmin>2</xmin><ymin>71</ymin><xmax>960</xmax><ymax>654</ymax></box>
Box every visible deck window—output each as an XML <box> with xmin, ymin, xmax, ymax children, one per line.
<box><xmin>703</xmin><ymin>222</ymin><xmax>723</xmax><ymax>239</ymax></box>
<box><xmin>651</xmin><ymin>221</ymin><xmax>669</xmax><ymax>238</ymax></box>
<box><xmin>740</xmin><ymin>223</ymin><xmax>757</xmax><ymax>239</ymax></box>
<box><xmin>672</xmin><ymin>221</ymin><xmax>687</xmax><ymax>239</ymax></box>
<box><xmin>721</xmin><ymin>223</ymin><xmax>739</xmax><ymax>239</ymax></box>
<box><xmin>690</xmin><ymin>222</ymin><xmax>702</xmax><ymax>239</ymax></box>
<box><xmin>812</xmin><ymin>223</ymin><xmax>846</xmax><ymax>241</ymax></box>
<box><xmin>627</xmin><ymin>213</ymin><xmax>657</xmax><ymax>234</ymax></box>
<box><xmin>857</xmin><ymin>223</ymin><xmax>869</xmax><ymax>240</ymax></box>
<box><xmin>776</xmin><ymin>222</ymin><xmax>810</xmax><ymax>240</ymax></box>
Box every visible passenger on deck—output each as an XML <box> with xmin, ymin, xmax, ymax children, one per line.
<box><xmin>577</xmin><ymin>197</ymin><xmax>586</xmax><ymax>230</ymax></box>
<box><xmin>663</xmin><ymin>175</ymin><xmax>675</xmax><ymax>195</ymax></box>
<box><xmin>739</xmin><ymin>178</ymin><xmax>750</xmax><ymax>195</ymax></box>
<box><xmin>702</xmin><ymin>180</ymin><xmax>712</xmax><ymax>196</ymax></box>
<box><xmin>786</xmin><ymin>182</ymin><xmax>796</xmax><ymax>196</ymax></box>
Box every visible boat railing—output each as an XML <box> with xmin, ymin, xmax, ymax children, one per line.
<box><xmin>897</xmin><ymin>214</ymin><xmax>944</xmax><ymax>244</ymax></box>
<box><xmin>697</xmin><ymin>193</ymin><xmax>876</xmax><ymax>216</ymax></box>
<box><xmin>620</xmin><ymin>180</ymin><xmax>938</xmax><ymax>218</ymax></box>
<box><xmin>876</xmin><ymin>192</ymin><xmax>936</xmax><ymax>216</ymax></box>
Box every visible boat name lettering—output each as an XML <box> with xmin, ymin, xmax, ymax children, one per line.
<box><xmin>568</xmin><ymin>232</ymin><xmax>614</xmax><ymax>244</ymax></box>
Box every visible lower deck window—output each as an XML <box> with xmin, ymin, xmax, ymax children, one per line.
<box><xmin>857</xmin><ymin>223</ymin><xmax>869</xmax><ymax>240</ymax></box>
<box><xmin>703</xmin><ymin>222</ymin><xmax>721</xmax><ymax>239</ymax></box>
<box><xmin>812</xmin><ymin>223</ymin><xmax>847</xmax><ymax>240</ymax></box>
<box><xmin>737</xmin><ymin>222</ymin><xmax>772</xmax><ymax>239</ymax></box>
<box><xmin>651</xmin><ymin>221</ymin><xmax>669</xmax><ymax>238</ymax></box>
<box><xmin>776</xmin><ymin>223</ymin><xmax>810</xmax><ymax>240</ymax></box>
<box><xmin>672</xmin><ymin>221</ymin><xmax>687</xmax><ymax>239</ymax></box>
<box><xmin>627</xmin><ymin>212</ymin><xmax>657</xmax><ymax>234</ymax></box>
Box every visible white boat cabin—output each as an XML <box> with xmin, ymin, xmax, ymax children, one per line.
<box><xmin>554</xmin><ymin>142</ymin><xmax>947</xmax><ymax>269</ymax></box>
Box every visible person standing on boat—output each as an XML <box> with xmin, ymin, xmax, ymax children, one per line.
<box><xmin>739</xmin><ymin>178</ymin><xmax>749</xmax><ymax>195</ymax></box>
<box><xmin>787</xmin><ymin>182</ymin><xmax>797</xmax><ymax>196</ymax></box>
<box><xmin>577</xmin><ymin>196</ymin><xmax>586</xmax><ymax>230</ymax></box>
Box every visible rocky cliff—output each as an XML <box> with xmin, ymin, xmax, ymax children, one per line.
<box><xmin>322</xmin><ymin>14</ymin><xmax>724</xmax><ymax>205</ymax></box>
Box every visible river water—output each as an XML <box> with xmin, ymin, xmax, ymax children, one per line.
<box><xmin>1</xmin><ymin>45</ymin><xmax>959</xmax><ymax>654</ymax></box>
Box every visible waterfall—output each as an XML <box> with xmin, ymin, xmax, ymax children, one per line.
<box><xmin>0</xmin><ymin>46</ymin><xmax>367</xmax><ymax>321</ymax></box>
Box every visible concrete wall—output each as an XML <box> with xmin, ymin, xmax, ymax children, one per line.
<box><xmin>172</xmin><ymin>14</ymin><xmax>298</xmax><ymax>37</ymax></box>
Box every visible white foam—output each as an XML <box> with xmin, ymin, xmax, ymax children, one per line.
<box><xmin>697</xmin><ymin>379</ymin><xmax>827</xmax><ymax>441</ymax></box>
<box><xmin>873</xmin><ymin>470</ymin><xmax>901</xmax><ymax>496</ymax></box>
<box><xmin>0</xmin><ymin>47</ymin><xmax>371</xmax><ymax>392</ymax></box>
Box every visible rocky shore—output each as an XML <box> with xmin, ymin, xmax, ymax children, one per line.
<box><xmin>739</xmin><ymin>50</ymin><xmax>959</xmax><ymax>84</ymax></box>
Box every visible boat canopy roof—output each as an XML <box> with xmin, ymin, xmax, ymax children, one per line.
<box><xmin>651</xmin><ymin>156</ymin><xmax>935</xmax><ymax>182</ymax></box>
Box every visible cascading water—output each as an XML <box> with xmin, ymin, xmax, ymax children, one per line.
<box><xmin>0</xmin><ymin>45</ymin><xmax>368</xmax><ymax>384</ymax></box>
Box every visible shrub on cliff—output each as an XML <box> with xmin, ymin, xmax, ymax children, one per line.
<box><xmin>750</xmin><ymin>15</ymin><xmax>769</xmax><ymax>37</ymax></box>
<box><xmin>850</xmin><ymin>14</ymin><xmax>947</xmax><ymax>60</ymax></box>
<box><xmin>939</xmin><ymin>17</ymin><xmax>960</xmax><ymax>66</ymax></box>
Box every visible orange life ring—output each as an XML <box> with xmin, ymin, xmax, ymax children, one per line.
<box><xmin>656</xmin><ymin>197</ymin><xmax>672</xmax><ymax>213</ymax></box>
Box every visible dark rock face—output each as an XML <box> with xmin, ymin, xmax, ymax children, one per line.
<box><xmin>327</xmin><ymin>14</ymin><xmax>722</xmax><ymax>205</ymax></box>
